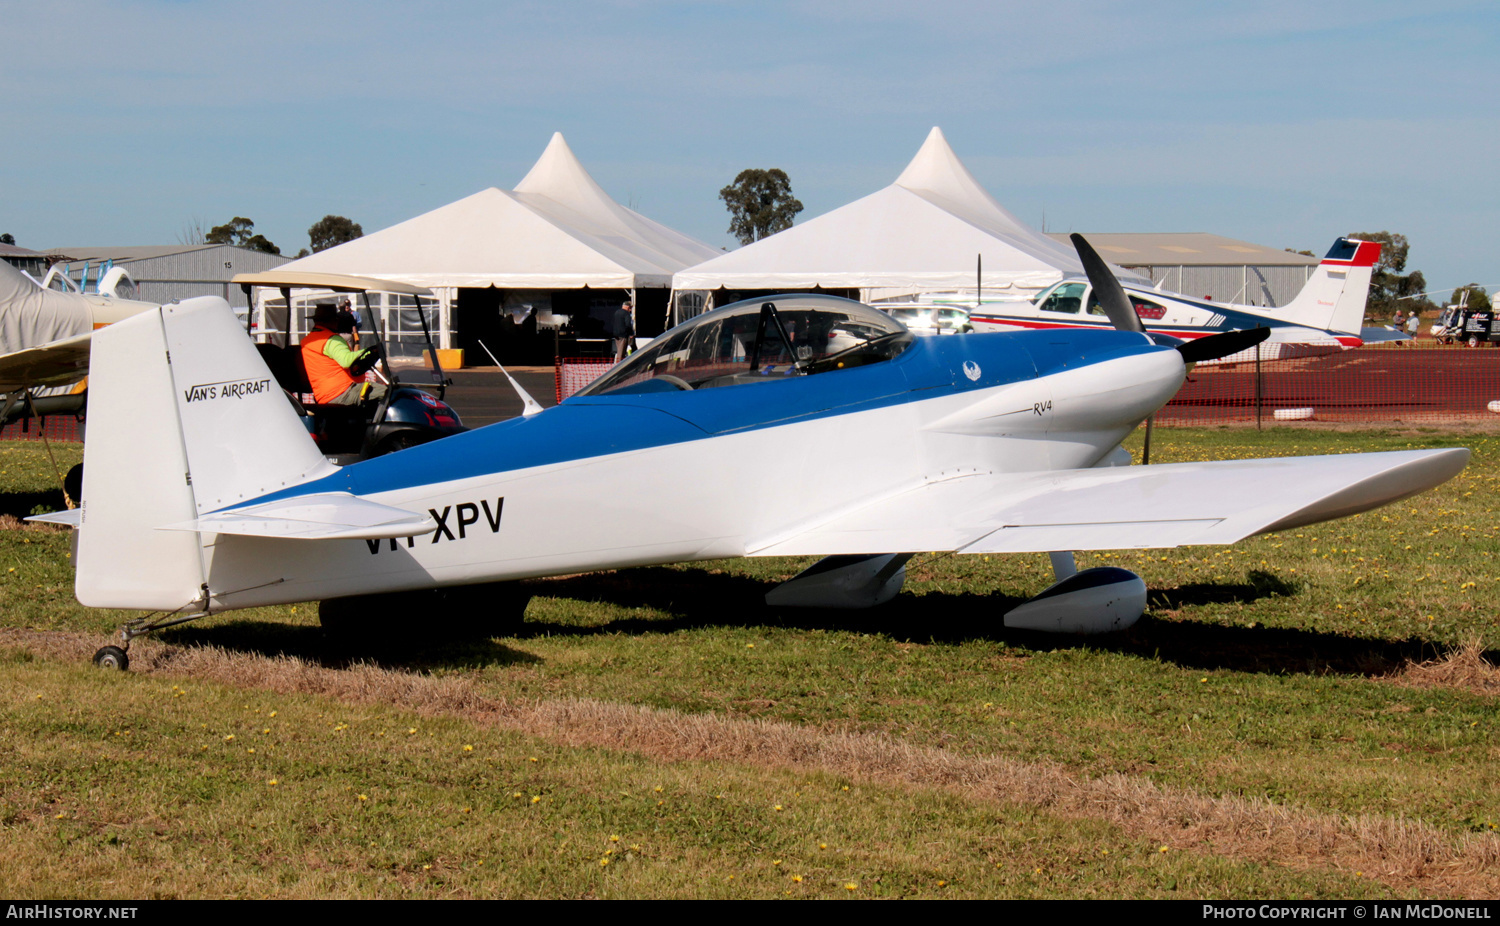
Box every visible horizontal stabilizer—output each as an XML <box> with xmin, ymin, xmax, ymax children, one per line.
<box><xmin>752</xmin><ymin>449</ymin><xmax>1468</xmax><ymax>556</ymax></box>
<box><xmin>161</xmin><ymin>493</ymin><xmax>436</xmax><ymax>540</ymax></box>
<box><xmin>26</xmin><ymin>508</ymin><xmax>82</xmax><ymax>528</ymax></box>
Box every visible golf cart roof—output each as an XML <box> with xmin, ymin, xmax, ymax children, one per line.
<box><xmin>230</xmin><ymin>271</ymin><xmax>432</xmax><ymax>297</ymax></box>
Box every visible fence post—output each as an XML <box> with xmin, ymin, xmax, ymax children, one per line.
<box><xmin>1255</xmin><ymin>330</ymin><xmax>1263</xmax><ymax>430</ymax></box>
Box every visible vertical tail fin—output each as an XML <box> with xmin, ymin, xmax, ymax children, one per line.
<box><xmin>1267</xmin><ymin>238</ymin><xmax>1381</xmax><ymax>335</ymax></box>
<box><xmin>74</xmin><ymin>297</ymin><xmax>334</xmax><ymax>611</ymax></box>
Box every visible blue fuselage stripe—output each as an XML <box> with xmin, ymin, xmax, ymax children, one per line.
<box><xmin>229</xmin><ymin>329</ymin><xmax>1165</xmax><ymax>509</ymax></box>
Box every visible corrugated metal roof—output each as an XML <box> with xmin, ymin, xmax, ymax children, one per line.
<box><xmin>41</xmin><ymin>244</ymin><xmax>225</xmax><ymax>262</ymax></box>
<box><xmin>1044</xmin><ymin>233</ymin><xmax>1318</xmax><ymax>267</ymax></box>
<box><xmin>0</xmin><ymin>243</ymin><xmax>48</xmax><ymax>258</ymax></box>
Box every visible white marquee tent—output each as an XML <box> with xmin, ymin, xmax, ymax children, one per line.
<box><xmin>672</xmin><ymin>127</ymin><xmax>1144</xmax><ymax>308</ymax></box>
<box><xmin>276</xmin><ymin>133</ymin><xmax>720</xmax><ymax>348</ymax></box>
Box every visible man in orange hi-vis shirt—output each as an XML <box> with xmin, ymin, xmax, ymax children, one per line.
<box><xmin>301</xmin><ymin>302</ymin><xmax>385</xmax><ymax>405</ymax></box>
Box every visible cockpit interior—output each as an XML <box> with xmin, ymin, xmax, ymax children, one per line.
<box><xmin>578</xmin><ymin>294</ymin><xmax>915</xmax><ymax>397</ymax></box>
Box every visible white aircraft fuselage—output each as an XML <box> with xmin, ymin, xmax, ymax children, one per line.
<box><xmin>61</xmin><ymin>291</ymin><xmax>1464</xmax><ymax>640</ymax></box>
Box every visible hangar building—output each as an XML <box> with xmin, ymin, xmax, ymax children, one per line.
<box><xmin>1042</xmin><ymin>233</ymin><xmax>1319</xmax><ymax>308</ymax></box>
<box><xmin>41</xmin><ymin>244</ymin><xmax>290</xmax><ymax>308</ymax></box>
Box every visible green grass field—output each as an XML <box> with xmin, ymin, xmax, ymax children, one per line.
<box><xmin>0</xmin><ymin>427</ymin><xmax>1496</xmax><ymax>899</ymax></box>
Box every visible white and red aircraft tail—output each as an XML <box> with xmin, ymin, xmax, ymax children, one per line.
<box><xmin>1263</xmin><ymin>237</ymin><xmax>1381</xmax><ymax>335</ymax></box>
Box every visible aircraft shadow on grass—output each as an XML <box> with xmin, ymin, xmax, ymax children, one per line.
<box><xmin>0</xmin><ymin>489</ymin><xmax>71</xmax><ymax>523</ymax></box>
<box><xmin>159</xmin><ymin>618</ymin><xmax>543</xmax><ymax>672</ymax></box>
<box><xmin>130</xmin><ymin>559</ymin><xmax>1498</xmax><ymax>679</ymax></box>
<box><xmin>492</xmin><ymin>564</ymin><xmax>1493</xmax><ymax>679</ymax></box>
<box><xmin>156</xmin><ymin>561</ymin><xmax>1495</xmax><ymax>679</ymax></box>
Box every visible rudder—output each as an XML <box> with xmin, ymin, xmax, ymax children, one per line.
<box><xmin>73</xmin><ymin>297</ymin><xmax>335</xmax><ymax>611</ymax></box>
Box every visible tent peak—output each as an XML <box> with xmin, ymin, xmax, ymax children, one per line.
<box><xmin>895</xmin><ymin>126</ymin><xmax>987</xmax><ymax>203</ymax></box>
<box><xmin>514</xmin><ymin>132</ymin><xmax>608</xmax><ymax>201</ymax></box>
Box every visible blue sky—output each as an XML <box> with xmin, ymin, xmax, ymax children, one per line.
<box><xmin>3</xmin><ymin>1</ymin><xmax>1496</xmax><ymax>297</ymax></box>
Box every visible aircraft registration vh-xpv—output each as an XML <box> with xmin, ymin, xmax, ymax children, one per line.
<box><xmin>37</xmin><ymin>237</ymin><xmax>1468</xmax><ymax>670</ymax></box>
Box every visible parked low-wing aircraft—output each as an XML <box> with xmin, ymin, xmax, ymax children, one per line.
<box><xmin>947</xmin><ymin>238</ymin><xmax>1389</xmax><ymax>360</ymax></box>
<box><xmin>0</xmin><ymin>260</ymin><xmax>157</xmax><ymax>435</ymax></box>
<box><xmin>37</xmin><ymin>237</ymin><xmax>1466</xmax><ymax>669</ymax></box>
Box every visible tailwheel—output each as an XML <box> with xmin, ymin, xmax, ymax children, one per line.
<box><xmin>93</xmin><ymin>645</ymin><xmax>129</xmax><ymax>671</ymax></box>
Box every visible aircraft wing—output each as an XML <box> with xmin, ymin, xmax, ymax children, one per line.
<box><xmin>750</xmin><ymin>449</ymin><xmax>1468</xmax><ymax>556</ymax></box>
<box><xmin>0</xmin><ymin>332</ymin><xmax>93</xmax><ymax>393</ymax></box>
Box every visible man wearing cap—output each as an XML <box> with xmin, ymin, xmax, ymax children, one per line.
<box><xmin>301</xmin><ymin>302</ymin><xmax>385</xmax><ymax>405</ymax></box>
<box><xmin>612</xmin><ymin>300</ymin><xmax>635</xmax><ymax>362</ymax></box>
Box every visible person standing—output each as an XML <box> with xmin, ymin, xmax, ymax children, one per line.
<box><xmin>612</xmin><ymin>299</ymin><xmax>635</xmax><ymax>362</ymax></box>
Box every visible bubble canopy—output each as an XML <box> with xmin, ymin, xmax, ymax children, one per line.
<box><xmin>577</xmin><ymin>294</ymin><xmax>914</xmax><ymax>397</ymax></box>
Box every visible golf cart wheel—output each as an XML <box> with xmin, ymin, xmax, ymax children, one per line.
<box><xmin>93</xmin><ymin>646</ymin><xmax>129</xmax><ymax>671</ymax></box>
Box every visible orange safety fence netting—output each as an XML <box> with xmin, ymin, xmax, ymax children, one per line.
<box><xmin>555</xmin><ymin>357</ymin><xmax>617</xmax><ymax>403</ymax></box>
<box><xmin>0</xmin><ymin>416</ymin><xmax>83</xmax><ymax>443</ymax></box>
<box><xmin>1159</xmin><ymin>342</ymin><xmax>1500</xmax><ymax>425</ymax></box>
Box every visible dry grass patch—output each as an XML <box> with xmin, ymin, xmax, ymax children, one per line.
<box><xmin>1390</xmin><ymin>639</ymin><xmax>1500</xmax><ymax>697</ymax></box>
<box><xmin>8</xmin><ymin>628</ymin><xmax>1498</xmax><ymax>898</ymax></box>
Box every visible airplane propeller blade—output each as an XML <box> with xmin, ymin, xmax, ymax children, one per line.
<box><xmin>1070</xmin><ymin>233</ymin><xmax>1144</xmax><ymax>334</ymax></box>
<box><xmin>1176</xmin><ymin>326</ymin><xmax>1270</xmax><ymax>364</ymax></box>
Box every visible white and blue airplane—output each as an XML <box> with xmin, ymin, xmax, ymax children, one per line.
<box><xmin>40</xmin><ymin>237</ymin><xmax>1467</xmax><ymax>669</ymax></box>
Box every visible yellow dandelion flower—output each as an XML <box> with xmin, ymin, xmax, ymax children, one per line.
<box><xmin>599</xmin><ymin>858</ymin><xmax>609</xmax><ymax>867</ymax></box>
<box><xmin>938</xmin><ymin>880</ymin><xmax>947</xmax><ymax>887</ymax></box>
<box><xmin>746</xmin><ymin>643</ymin><xmax>755</xmax><ymax>648</ymax></box>
<box><xmin>654</xmin><ymin>786</ymin><xmax>664</xmax><ymax>793</ymax></box>
<box><xmin>357</xmin><ymin>794</ymin><xmax>368</xmax><ymax>802</ymax></box>
<box><xmin>774</xmin><ymin>804</ymin><xmax>783</xmax><ymax>811</ymax></box>
<box><xmin>845</xmin><ymin>882</ymin><xmax>858</xmax><ymax>891</ymax></box>
<box><xmin>528</xmin><ymin>756</ymin><xmax>538</xmax><ymax>762</ymax></box>
<box><xmin>463</xmin><ymin>744</ymin><xmax>474</xmax><ymax>752</ymax></box>
<box><xmin>609</xmin><ymin>835</ymin><xmax>620</xmax><ymax>843</ymax></box>
<box><xmin>224</xmin><ymin>734</ymin><xmax>235</xmax><ymax>742</ymax></box>
<box><xmin>269</xmin><ymin>711</ymin><xmax>276</xmax><ymax>717</ymax></box>
<box><xmin>268</xmin><ymin>779</ymin><xmax>278</xmax><ymax>786</ymax></box>
<box><xmin>772</xmin><ymin>860</ymin><xmax>782</xmax><ymax>866</ymax></box>
<box><xmin>513</xmin><ymin>792</ymin><xmax>523</xmax><ymax>799</ymax></box>
<box><xmin>422</xmin><ymin>864</ymin><xmax>431</xmax><ymax>871</ymax></box>
<box><xmin>819</xmin><ymin>842</ymin><xmax>828</xmax><ymax>850</ymax></box>
<box><xmin>531</xmin><ymin>795</ymin><xmax>541</xmax><ymax>804</ymax></box>
<box><xmin>1159</xmin><ymin>846</ymin><xmax>1169</xmax><ymax>853</ymax></box>
<box><xmin>791</xmin><ymin>875</ymin><xmax>803</xmax><ymax>883</ymax></box>
<box><xmin>408</xmin><ymin>728</ymin><xmax>417</xmax><ymax>735</ymax></box>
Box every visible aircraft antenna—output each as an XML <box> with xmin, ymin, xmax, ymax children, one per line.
<box><xmin>478</xmin><ymin>340</ymin><xmax>544</xmax><ymax>417</ymax></box>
